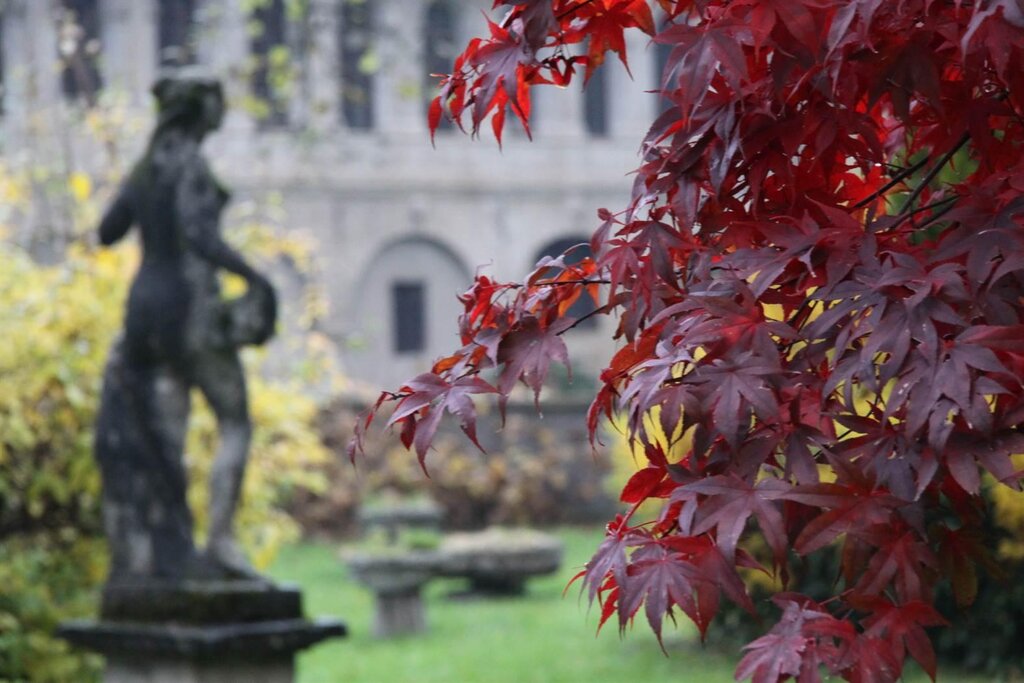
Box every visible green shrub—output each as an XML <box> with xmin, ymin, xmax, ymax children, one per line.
<box><xmin>0</xmin><ymin>536</ymin><xmax>105</xmax><ymax>683</ymax></box>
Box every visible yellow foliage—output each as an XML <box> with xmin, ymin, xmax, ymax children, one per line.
<box><xmin>68</xmin><ymin>172</ymin><xmax>92</xmax><ymax>202</ymax></box>
<box><xmin>993</xmin><ymin>454</ymin><xmax>1024</xmax><ymax>560</ymax></box>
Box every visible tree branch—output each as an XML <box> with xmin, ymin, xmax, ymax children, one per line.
<box><xmin>852</xmin><ymin>155</ymin><xmax>931</xmax><ymax>210</ymax></box>
<box><xmin>881</xmin><ymin>194</ymin><xmax>960</xmax><ymax>234</ymax></box>
<box><xmin>557</xmin><ymin>304</ymin><xmax>608</xmax><ymax>335</ymax></box>
<box><xmin>898</xmin><ymin>131</ymin><xmax>970</xmax><ymax>218</ymax></box>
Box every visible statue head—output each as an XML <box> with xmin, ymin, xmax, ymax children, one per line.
<box><xmin>151</xmin><ymin>76</ymin><xmax>225</xmax><ymax>137</ymax></box>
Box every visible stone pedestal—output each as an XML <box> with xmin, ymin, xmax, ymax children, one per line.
<box><xmin>105</xmin><ymin>657</ymin><xmax>292</xmax><ymax>683</ymax></box>
<box><xmin>58</xmin><ymin>581</ymin><xmax>346</xmax><ymax>683</ymax></box>
<box><xmin>346</xmin><ymin>554</ymin><xmax>435</xmax><ymax>638</ymax></box>
<box><xmin>371</xmin><ymin>590</ymin><xmax>426</xmax><ymax>639</ymax></box>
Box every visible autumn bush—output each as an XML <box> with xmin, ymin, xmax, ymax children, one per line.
<box><xmin>0</xmin><ymin>175</ymin><xmax>332</xmax><ymax>681</ymax></box>
<box><xmin>354</xmin><ymin>2</ymin><xmax>1024</xmax><ymax>682</ymax></box>
<box><xmin>297</xmin><ymin>400</ymin><xmax>614</xmax><ymax>536</ymax></box>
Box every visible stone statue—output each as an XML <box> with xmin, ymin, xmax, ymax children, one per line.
<box><xmin>94</xmin><ymin>76</ymin><xmax>277</xmax><ymax>585</ymax></box>
<box><xmin>59</xmin><ymin>79</ymin><xmax>344</xmax><ymax>677</ymax></box>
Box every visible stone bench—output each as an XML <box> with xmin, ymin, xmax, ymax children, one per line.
<box><xmin>344</xmin><ymin>526</ymin><xmax>564</xmax><ymax>640</ymax></box>
<box><xmin>433</xmin><ymin>527</ymin><xmax>564</xmax><ymax>596</ymax></box>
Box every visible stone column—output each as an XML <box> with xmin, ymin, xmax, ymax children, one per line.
<box><xmin>530</xmin><ymin>33</ymin><xmax>586</xmax><ymax>141</ymax></box>
<box><xmin>375</xmin><ymin>0</ymin><xmax>426</xmax><ymax>136</ymax></box>
<box><xmin>1</xmin><ymin>0</ymin><xmax>68</xmax><ymax>254</ymax></box>
<box><xmin>2</xmin><ymin>0</ymin><xmax>61</xmax><ymax>129</ymax></box>
<box><xmin>196</xmin><ymin>0</ymin><xmax>254</xmax><ymax>137</ymax></box>
<box><xmin>100</xmin><ymin>0</ymin><xmax>157</xmax><ymax>105</ymax></box>
<box><xmin>304</xmin><ymin>0</ymin><xmax>341</xmax><ymax>134</ymax></box>
<box><xmin>535</xmin><ymin>72</ymin><xmax>586</xmax><ymax>141</ymax></box>
<box><xmin>608</xmin><ymin>30</ymin><xmax>656</xmax><ymax>140</ymax></box>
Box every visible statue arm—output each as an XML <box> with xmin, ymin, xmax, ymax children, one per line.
<box><xmin>176</xmin><ymin>162</ymin><xmax>267</xmax><ymax>284</ymax></box>
<box><xmin>177</xmin><ymin>159</ymin><xmax>278</xmax><ymax>345</ymax></box>
<box><xmin>98</xmin><ymin>184</ymin><xmax>134</xmax><ymax>245</ymax></box>
<box><xmin>184</xmin><ymin>222</ymin><xmax>264</xmax><ymax>282</ymax></box>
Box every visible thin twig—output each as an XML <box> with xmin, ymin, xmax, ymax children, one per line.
<box><xmin>533</xmin><ymin>278</ymin><xmax>612</xmax><ymax>287</ymax></box>
<box><xmin>852</xmin><ymin>155</ymin><xmax>931</xmax><ymax>209</ymax></box>
<box><xmin>911</xmin><ymin>199</ymin><xmax>958</xmax><ymax>233</ymax></box>
<box><xmin>556</xmin><ymin>0</ymin><xmax>598</xmax><ymax>21</ymax></box>
<box><xmin>899</xmin><ymin>131</ymin><xmax>970</xmax><ymax>217</ymax></box>
<box><xmin>880</xmin><ymin>194</ymin><xmax>960</xmax><ymax>234</ymax></box>
<box><xmin>557</xmin><ymin>305</ymin><xmax>608</xmax><ymax>335</ymax></box>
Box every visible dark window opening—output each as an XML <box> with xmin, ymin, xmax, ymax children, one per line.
<box><xmin>424</xmin><ymin>1</ymin><xmax>456</xmax><ymax>131</ymax></box>
<box><xmin>535</xmin><ymin>238</ymin><xmax>598</xmax><ymax>329</ymax></box>
<box><xmin>159</xmin><ymin>0</ymin><xmax>198</xmax><ymax>67</ymax></box>
<box><xmin>340</xmin><ymin>0</ymin><xmax>374</xmax><ymax>130</ymax></box>
<box><xmin>583</xmin><ymin>66</ymin><xmax>608</xmax><ymax>137</ymax></box>
<box><xmin>59</xmin><ymin>0</ymin><xmax>102</xmax><ymax>104</ymax></box>
<box><xmin>393</xmin><ymin>282</ymin><xmax>426</xmax><ymax>353</ymax></box>
<box><xmin>250</xmin><ymin>0</ymin><xmax>289</xmax><ymax>127</ymax></box>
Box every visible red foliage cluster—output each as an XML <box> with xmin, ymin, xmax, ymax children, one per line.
<box><xmin>353</xmin><ymin>1</ymin><xmax>1024</xmax><ymax>680</ymax></box>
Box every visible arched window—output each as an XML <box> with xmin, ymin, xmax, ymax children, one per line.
<box><xmin>59</xmin><ymin>0</ymin><xmax>102</xmax><ymax>104</ymax></box>
<box><xmin>339</xmin><ymin>0</ymin><xmax>374</xmax><ymax>130</ymax></box>
<box><xmin>159</xmin><ymin>0</ymin><xmax>197</xmax><ymax>67</ymax></box>
<box><xmin>250</xmin><ymin>0</ymin><xmax>289</xmax><ymax>127</ymax></box>
<box><xmin>350</xmin><ymin>237</ymin><xmax>471</xmax><ymax>387</ymax></box>
<box><xmin>534</xmin><ymin>237</ymin><xmax>598</xmax><ymax>329</ymax></box>
<box><xmin>583</xmin><ymin>67</ymin><xmax>608</xmax><ymax>137</ymax></box>
<box><xmin>423</xmin><ymin>1</ymin><xmax>457</xmax><ymax>131</ymax></box>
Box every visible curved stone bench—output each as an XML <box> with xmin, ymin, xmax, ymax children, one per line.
<box><xmin>433</xmin><ymin>528</ymin><xmax>564</xmax><ymax>596</ymax></box>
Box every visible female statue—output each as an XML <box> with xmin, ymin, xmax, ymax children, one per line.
<box><xmin>95</xmin><ymin>76</ymin><xmax>276</xmax><ymax>583</ymax></box>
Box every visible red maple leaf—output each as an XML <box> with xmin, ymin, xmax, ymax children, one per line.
<box><xmin>675</xmin><ymin>475</ymin><xmax>791</xmax><ymax>566</ymax></box>
<box><xmin>857</xmin><ymin>598</ymin><xmax>948</xmax><ymax>681</ymax></box>
<box><xmin>387</xmin><ymin>373</ymin><xmax>497</xmax><ymax>468</ymax></box>
<box><xmin>496</xmin><ymin>315</ymin><xmax>573</xmax><ymax>407</ymax></box>
<box><xmin>571</xmin><ymin>0</ymin><xmax>655</xmax><ymax>80</ymax></box>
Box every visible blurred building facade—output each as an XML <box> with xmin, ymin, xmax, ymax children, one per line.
<box><xmin>0</xmin><ymin>0</ymin><xmax>666</xmax><ymax>390</ymax></box>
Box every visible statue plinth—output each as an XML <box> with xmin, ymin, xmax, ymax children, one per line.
<box><xmin>58</xmin><ymin>581</ymin><xmax>346</xmax><ymax>683</ymax></box>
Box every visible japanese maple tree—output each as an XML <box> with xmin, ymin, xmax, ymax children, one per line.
<box><xmin>353</xmin><ymin>1</ymin><xmax>1024</xmax><ymax>681</ymax></box>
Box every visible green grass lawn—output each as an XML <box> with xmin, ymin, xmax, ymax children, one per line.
<box><xmin>269</xmin><ymin>527</ymin><xmax>986</xmax><ymax>683</ymax></box>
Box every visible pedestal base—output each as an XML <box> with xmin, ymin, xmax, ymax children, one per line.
<box><xmin>374</xmin><ymin>591</ymin><xmax>426</xmax><ymax>638</ymax></box>
<box><xmin>58</xmin><ymin>581</ymin><xmax>347</xmax><ymax>683</ymax></box>
<box><xmin>347</xmin><ymin>553</ymin><xmax>434</xmax><ymax>639</ymax></box>
<box><xmin>59</xmin><ymin>618</ymin><xmax>346</xmax><ymax>683</ymax></box>
<box><xmin>104</xmin><ymin>656</ymin><xmax>293</xmax><ymax>683</ymax></box>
